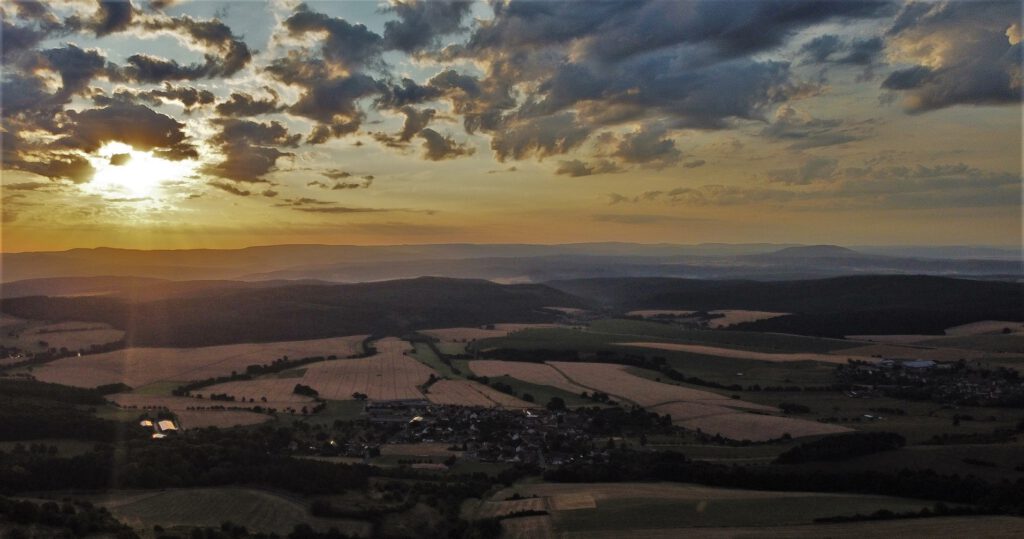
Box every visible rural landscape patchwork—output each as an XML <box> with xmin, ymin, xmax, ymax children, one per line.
<box><xmin>1</xmin><ymin>1</ymin><xmax>1023</xmax><ymax>538</ymax></box>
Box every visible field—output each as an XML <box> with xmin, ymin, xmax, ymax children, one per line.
<box><xmin>468</xmin><ymin>360</ymin><xmax>588</xmax><ymax>394</ymax></box>
<box><xmin>835</xmin><ymin>343</ymin><xmax>992</xmax><ymax>361</ymax></box>
<box><xmin>1</xmin><ymin>319</ymin><xmax>124</xmax><ymax>352</ymax></box>
<box><xmin>707</xmin><ymin>310</ymin><xmax>788</xmax><ymax>328</ymax></box>
<box><xmin>30</xmin><ymin>335</ymin><xmax>366</xmax><ymax>389</ymax></box>
<box><xmin>546</xmin><ymin>362</ymin><xmax>772</xmax><ymax>410</ymax></box>
<box><xmin>944</xmin><ymin>320</ymin><xmax>1024</xmax><ymax>336</ymax></box>
<box><xmin>626</xmin><ymin>310</ymin><xmax>696</xmax><ymax>317</ymax></box>
<box><xmin>106</xmin><ymin>393</ymin><xmax>275</xmax><ymax>429</ymax></box>
<box><xmin>202</xmin><ymin>338</ymin><xmax>431</xmax><ymax>402</ymax></box>
<box><xmin>85</xmin><ymin>488</ymin><xmax>371</xmax><ymax>536</ymax></box>
<box><xmin>478</xmin><ymin>482</ymin><xmax>979</xmax><ymax>538</ymax></box>
<box><xmin>617</xmin><ymin>342</ymin><xmax>857</xmax><ymax>364</ymax></box>
<box><xmin>422</xmin><ymin>324</ymin><xmax>562</xmax><ymax>343</ymax></box>
<box><xmin>667</xmin><ymin>409</ymin><xmax>850</xmax><ymax>441</ymax></box>
<box><xmin>912</xmin><ymin>334</ymin><xmax>1024</xmax><ymax>354</ymax></box>
<box><xmin>425</xmin><ymin>379</ymin><xmax>538</xmax><ymax>408</ymax></box>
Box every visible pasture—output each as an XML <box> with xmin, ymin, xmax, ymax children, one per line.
<box><xmin>468</xmin><ymin>360</ymin><xmax>587</xmax><ymax>394</ymax></box>
<box><xmin>707</xmin><ymin>310</ymin><xmax>788</xmax><ymax>328</ymax></box>
<box><xmin>87</xmin><ymin>488</ymin><xmax>371</xmax><ymax>536</ymax></box>
<box><xmin>0</xmin><ymin>319</ymin><xmax>124</xmax><ymax>353</ymax></box>
<box><xmin>201</xmin><ymin>338</ymin><xmax>430</xmax><ymax>402</ymax></box>
<box><xmin>30</xmin><ymin>335</ymin><xmax>366</xmax><ymax>388</ymax></box>
<box><xmin>425</xmin><ymin>379</ymin><xmax>538</xmax><ymax>408</ymax></box>
<box><xmin>483</xmin><ymin>482</ymin><xmax>953</xmax><ymax>537</ymax></box>
<box><xmin>618</xmin><ymin>342</ymin><xmax>856</xmax><ymax>364</ymax></box>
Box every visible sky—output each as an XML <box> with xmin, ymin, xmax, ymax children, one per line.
<box><xmin>1</xmin><ymin>0</ymin><xmax>1021</xmax><ymax>252</ymax></box>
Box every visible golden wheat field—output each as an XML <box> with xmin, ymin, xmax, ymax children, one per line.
<box><xmin>545</xmin><ymin>361</ymin><xmax>774</xmax><ymax>410</ymax></box>
<box><xmin>426</xmin><ymin>379</ymin><xmax>539</xmax><ymax>408</ymax></box>
<box><xmin>671</xmin><ymin>410</ymin><xmax>851</xmax><ymax>441</ymax></box>
<box><xmin>202</xmin><ymin>338</ymin><xmax>430</xmax><ymax>402</ymax></box>
<box><xmin>30</xmin><ymin>335</ymin><xmax>366</xmax><ymax>388</ymax></box>
<box><xmin>422</xmin><ymin>324</ymin><xmax>561</xmax><ymax>342</ymax></box>
<box><xmin>105</xmin><ymin>393</ymin><xmax>276</xmax><ymax>429</ymax></box>
<box><xmin>468</xmin><ymin>360</ymin><xmax>588</xmax><ymax>394</ymax></box>
<box><xmin>618</xmin><ymin>342</ymin><xmax>855</xmax><ymax>364</ymax></box>
<box><xmin>707</xmin><ymin>310</ymin><xmax>789</xmax><ymax>328</ymax></box>
<box><xmin>1</xmin><ymin>320</ymin><xmax>125</xmax><ymax>352</ymax></box>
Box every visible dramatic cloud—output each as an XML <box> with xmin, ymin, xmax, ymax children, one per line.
<box><xmin>203</xmin><ymin>119</ymin><xmax>299</xmax><ymax>182</ymax></box>
<box><xmin>611</xmin><ymin>125</ymin><xmax>682</xmax><ymax>168</ymax></box>
<box><xmin>760</xmin><ymin>105</ymin><xmax>870</xmax><ymax>149</ymax></box>
<box><xmin>382</xmin><ymin>0</ymin><xmax>472</xmax><ymax>53</ymax></box>
<box><xmin>419</xmin><ymin>128</ymin><xmax>474</xmax><ymax>161</ymax></box>
<box><xmin>215</xmin><ymin>90</ymin><xmax>284</xmax><ymax>117</ymax></box>
<box><xmin>56</xmin><ymin>103</ymin><xmax>197</xmax><ymax>160</ymax></box>
<box><xmin>882</xmin><ymin>1</ymin><xmax>1022</xmax><ymax>113</ymax></box>
<box><xmin>555</xmin><ymin>159</ymin><xmax>622</xmax><ymax>177</ymax></box>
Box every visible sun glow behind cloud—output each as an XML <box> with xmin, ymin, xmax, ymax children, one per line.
<box><xmin>83</xmin><ymin>142</ymin><xmax>197</xmax><ymax>204</ymax></box>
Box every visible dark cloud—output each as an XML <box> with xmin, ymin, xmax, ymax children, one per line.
<box><xmin>40</xmin><ymin>45</ymin><xmax>109</xmax><ymax>103</ymax></box>
<box><xmin>419</xmin><ymin>128</ymin><xmax>474</xmax><ymax>160</ymax></box>
<box><xmin>801</xmin><ymin>34</ymin><xmax>884</xmax><ymax>65</ymax></box>
<box><xmin>56</xmin><ymin>102</ymin><xmax>197</xmax><ymax>160</ymax></box>
<box><xmin>760</xmin><ymin>105</ymin><xmax>869</xmax><ymax>149</ymax></box>
<box><xmin>683</xmin><ymin>159</ymin><xmax>706</xmax><ymax>168</ymax></box>
<box><xmin>203</xmin><ymin>119</ymin><xmax>299</xmax><ymax>182</ymax></box>
<box><xmin>284</xmin><ymin>5</ymin><xmax>384</xmax><ymax>71</ymax></box>
<box><xmin>210</xmin><ymin>181</ymin><xmax>251</xmax><ymax>196</ymax></box>
<box><xmin>767</xmin><ymin>156</ymin><xmax>838</xmax><ymax>185</ymax></box>
<box><xmin>64</xmin><ymin>0</ymin><xmax>135</xmax><ymax>37</ymax></box>
<box><xmin>611</xmin><ymin>125</ymin><xmax>681</xmax><ymax>168</ymax></box>
<box><xmin>267</xmin><ymin>54</ymin><xmax>382</xmax><ymax>143</ymax></box>
<box><xmin>7</xmin><ymin>154</ymin><xmax>96</xmax><ymax>184</ymax></box>
<box><xmin>215</xmin><ymin>90</ymin><xmax>284</xmax><ymax>117</ymax></box>
<box><xmin>382</xmin><ymin>0</ymin><xmax>472</xmax><ymax>53</ymax></box>
<box><xmin>881</xmin><ymin>2</ymin><xmax>1022</xmax><ymax>113</ymax></box>
<box><xmin>115</xmin><ymin>14</ymin><xmax>252</xmax><ymax>82</ymax></box>
<box><xmin>555</xmin><ymin>159</ymin><xmax>622</xmax><ymax>177</ymax></box>
<box><xmin>491</xmin><ymin>113</ymin><xmax>590</xmax><ymax>161</ymax></box>
<box><xmin>109</xmin><ymin>153</ymin><xmax>131</xmax><ymax>166</ymax></box>
<box><xmin>322</xmin><ymin>169</ymin><xmax>352</xmax><ymax>180</ymax></box>
<box><xmin>136</xmin><ymin>84</ymin><xmax>216</xmax><ymax>111</ymax></box>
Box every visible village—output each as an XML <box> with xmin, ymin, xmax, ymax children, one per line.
<box><xmin>282</xmin><ymin>400</ymin><xmax>669</xmax><ymax>468</ymax></box>
<box><xmin>837</xmin><ymin>358</ymin><xmax>1024</xmax><ymax>407</ymax></box>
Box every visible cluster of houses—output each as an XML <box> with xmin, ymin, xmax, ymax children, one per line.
<box><xmin>303</xmin><ymin>401</ymin><xmax>609</xmax><ymax>467</ymax></box>
<box><xmin>838</xmin><ymin>358</ymin><xmax>1024</xmax><ymax>407</ymax></box>
<box><xmin>139</xmin><ymin>418</ymin><xmax>179</xmax><ymax>439</ymax></box>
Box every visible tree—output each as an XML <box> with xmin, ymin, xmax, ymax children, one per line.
<box><xmin>546</xmin><ymin>397</ymin><xmax>566</xmax><ymax>411</ymax></box>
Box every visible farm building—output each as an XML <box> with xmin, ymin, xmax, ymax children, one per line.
<box><xmin>157</xmin><ymin>420</ymin><xmax>178</xmax><ymax>432</ymax></box>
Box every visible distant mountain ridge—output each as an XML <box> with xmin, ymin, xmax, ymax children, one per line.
<box><xmin>1</xmin><ymin>242</ymin><xmax>1019</xmax><ymax>284</ymax></box>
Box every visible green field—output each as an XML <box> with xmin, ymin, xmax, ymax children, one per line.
<box><xmin>83</xmin><ymin>488</ymin><xmax>371</xmax><ymax>536</ymax></box>
<box><xmin>131</xmin><ymin>381</ymin><xmax>183</xmax><ymax>396</ymax></box>
<box><xmin>491</xmin><ymin>482</ymin><xmax>939</xmax><ymax>533</ymax></box>
<box><xmin>411</xmin><ymin>342</ymin><xmax>464</xmax><ymax>378</ymax></box>
<box><xmin>915</xmin><ymin>334</ymin><xmax>1024</xmax><ymax>354</ymax></box>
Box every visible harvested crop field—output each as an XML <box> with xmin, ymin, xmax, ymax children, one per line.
<box><xmin>31</xmin><ymin>335</ymin><xmax>366</xmax><ymax>389</ymax></box>
<box><xmin>944</xmin><ymin>320</ymin><xmax>1024</xmax><ymax>336</ymax></box>
<box><xmin>556</xmin><ymin>517</ymin><xmax>1024</xmax><ymax>539</ymax></box>
<box><xmin>422</xmin><ymin>324</ymin><xmax>561</xmax><ymax>342</ymax></box>
<box><xmin>618</xmin><ymin>342</ymin><xmax>856</xmax><ymax>364</ymax></box>
<box><xmin>708</xmin><ymin>310</ymin><xmax>788</xmax><ymax>328</ymax></box>
<box><xmin>835</xmin><ymin>343</ymin><xmax>989</xmax><ymax>361</ymax></box>
<box><xmin>1</xmin><ymin>320</ymin><xmax>124</xmax><ymax>352</ymax></box>
<box><xmin>106</xmin><ymin>393</ymin><xmax>276</xmax><ymax>429</ymax></box>
<box><xmin>88</xmin><ymin>488</ymin><xmax>371</xmax><ymax>536</ymax></box>
<box><xmin>466</xmin><ymin>496</ymin><xmax>548</xmax><ymax>519</ymax></box>
<box><xmin>626</xmin><ymin>310</ymin><xmax>696</xmax><ymax>318</ymax></box>
<box><xmin>672</xmin><ymin>410</ymin><xmax>851</xmax><ymax>441</ymax></box>
<box><xmin>468</xmin><ymin>360</ymin><xmax>587</xmax><ymax>394</ymax></box>
<box><xmin>203</xmin><ymin>338</ymin><xmax>432</xmax><ymax>402</ymax></box>
<box><xmin>846</xmin><ymin>334</ymin><xmax>938</xmax><ymax>344</ymax></box>
<box><xmin>426</xmin><ymin>379</ymin><xmax>538</xmax><ymax>408</ymax></box>
<box><xmin>546</xmin><ymin>361</ymin><xmax>774</xmax><ymax>411</ymax></box>
<box><xmin>491</xmin><ymin>482</ymin><xmax>944</xmax><ymax>536</ymax></box>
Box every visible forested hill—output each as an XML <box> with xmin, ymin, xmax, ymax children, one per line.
<box><xmin>0</xmin><ymin>277</ymin><xmax>584</xmax><ymax>347</ymax></box>
<box><xmin>548</xmin><ymin>275</ymin><xmax>1024</xmax><ymax>336</ymax></box>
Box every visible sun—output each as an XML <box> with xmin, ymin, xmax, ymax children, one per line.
<box><xmin>85</xmin><ymin>142</ymin><xmax>197</xmax><ymax>200</ymax></box>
